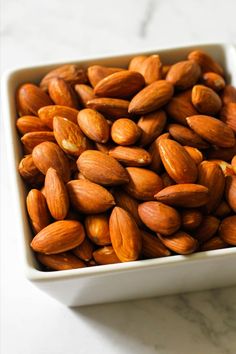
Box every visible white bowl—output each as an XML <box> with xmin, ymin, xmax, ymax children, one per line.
<box><xmin>2</xmin><ymin>43</ymin><xmax>236</xmax><ymax>307</ymax></box>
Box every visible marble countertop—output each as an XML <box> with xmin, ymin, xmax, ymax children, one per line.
<box><xmin>1</xmin><ymin>0</ymin><xmax>236</xmax><ymax>353</ymax></box>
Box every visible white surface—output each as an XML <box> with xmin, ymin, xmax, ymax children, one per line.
<box><xmin>1</xmin><ymin>0</ymin><xmax>236</xmax><ymax>353</ymax></box>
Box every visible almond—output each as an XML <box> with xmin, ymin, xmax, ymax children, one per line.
<box><xmin>37</xmin><ymin>252</ymin><xmax>86</xmax><ymax>270</ymax></box>
<box><xmin>140</xmin><ymin>55</ymin><xmax>163</xmax><ymax>85</ymax></box>
<box><xmin>220</xmin><ymin>103</ymin><xmax>236</xmax><ymax>133</ymax></box>
<box><xmin>166</xmin><ymin>60</ymin><xmax>201</xmax><ymax>90</ymax></box>
<box><xmin>221</xmin><ymin>85</ymin><xmax>236</xmax><ymax>105</ymax></box>
<box><xmin>32</xmin><ymin>141</ymin><xmax>70</xmax><ymax>182</ymax></box>
<box><xmin>219</xmin><ymin>215</ymin><xmax>236</xmax><ymax>245</ymax></box>
<box><xmin>198</xmin><ymin>161</ymin><xmax>225</xmax><ymax>213</ymax></box>
<box><xmin>225</xmin><ymin>175</ymin><xmax>236</xmax><ymax>212</ymax></box>
<box><xmin>94</xmin><ymin>70</ymin><xmax>145</xmax><ymax>98</ymax></box>
<box><xmin>18</xmin><ymin>155</ymin><xmax>44</xmax><ymax>187</ymax></box>
<box><xmin>183</xmin><ymin>146</ymin><xmax>203</xmax><ymax>165</ymax></box>
<box><xmin>109</xmin><ymin>207</ymin><xmax>142</xmax><ymax>262</ymax></box>
<box><xmin>72</xmin><ymin>238</ymin><xmax>94</xmax><ymax>261</ymax></box>
<box><xmin>181</xmin><ymin>209</ymin><xmax>203</xmax><ymax>230</ymax></box>
<box><xmin>166</xmin><ymin>90</ymin><xmax>198</xmax><ymax>126</ymax></box>
<box><xmin>129</xmin><ymin>80</ymin><xmax>174</xmax><ymax>115</ymax></box>
<box><xmin>137</xmin><ymin>110</ymin><xmax>167</xmax><ymax>146</ymax></box>
<box><xmin>87</xmin><ymin>98</ymin><xmax>129</xmax><ymax>118</ymax></box>
<box><xmin>109</xmin><ymin>146</ymin><xmax>151</xmax><ymax>167</ymax></box>
<box><xmin>93</xmin><ymin>246</ymin><xmax>121</xmax><ymax>265</ymax></box>
<box><xmin>38</xmin><ymin>105</ymin><xmax>79</xmax><ymax>129</ymax></box>
<box><xmin>191</xmin><ymin>85</ymin><xmax>222</xmax><ymax>115</ymax></box>
<box><xmin>202</xmin><ymin>72</ymin><xmax>225</xmax><ymax>92</ymax></box>
<box><xmin>210</xmin><ymin>159</ymin><xmax>236</xmax><ymax>177</ymax></box>
<box><xmin>157</xmin><ymin>231</ymin><xmax>198</xmax><ymax>255</ymax></box>
<box><xmin>85</xmin><ymin>213</ymin><xmax>111</xmax><ymax>245</ymax></box>
<box><xmin>77</xmin><ymin>150</ymin><xmax>129</xmax><ymax>186</ymax></box>
<box><xmin>74</xmin><ymin>84</ymin><xmax>96</xmax><ymax>107</ymax></box>
<box><xmin>214</xmin><ymin>201</ymin><xmax>232</xmax><ymax>218</ymax></box>
<box><xmin>53</xmin><ymin>116</ymin><xmax>88</xmax><ymax>157</ymax></box>
<box><xmin>44</xmin><ymin>167</ymin><xmax>69</xmax><ymax>220</ymax></box>
<box><xmin>158</xmin><ymin>139</ymin><xmax>198</xmax><ymax>183</ymax></box>
<box><xmin>232</xmin><ymin>155</ymin><xmax>236</xmax><ymax>168</ymax></box>
<box><xmin>141</xmin><ymin>230</ymin><xmax>171</xmax><ymax>258</ymax></box>
<box><xmin>128</xmin><ymin>55</ymin><xmax>147</xmax><ymax>72</ymax></box>
<box><xmin>87</xmin><ymin>65</ymin><xmax>123</xmax><ymax>87</ymax></box>
<box><xmin>111</xmin><ymin>118</ymin><xmax>141</xmax><ymax>146</ymax></box>
<box><xmin>138</xmin><ymin>201</ymin><xmax>181</xmax><ymax>235</ymax></box>
<box><xmin>201</xmin><ymin>236</ymin><xmax>228</xmax><ymax>251</ymax></box>
<box><xmin>16</xmin><ymin>115</ymin><xmax>50</xmax><ymax>135</ymax></box>
<box><xmin>154</xmin><ymin>184</ymin><xmax>209</xmax><ymax>207</ymax></box>
<box><xmin>31</xmin><ymin>220</ymin><xmax>85</xmax><ymax>254</ymax></box>
<box><xmin>161</xmin><ymin>172</ymin><xmax>175</xmax><ymax>187</ymax></box>
<box><xmin>95</xmin><ymin>142</ymin><xmax>113</xmax><ymax>154</ymax></box>
<box><xmin>188</xmin><ymin>50</ymin><xmax>224</xmax><ymax>75</ymax></box>
<box><xmin>67</xmin><ymin>179</ymin><xmax>115</xmax><ymax>213</ymax></box>
<box><xmin>26</xmin><ymin>189</ymin><xmax>51</xmax><ymax>234</ymax></box>
<box><xmin>168</xmin><ymin>123</ymin><xmax>209</xmax><ymax>149</ymax></box>
<box><xmin>48</xmin><ymin>77</ymin><xmax>78</xmax><ymax>108</ymax></box>
<box><xmin>162</xmin><ymin>65</ymin><xmax>171</xmax><ymax>78</ymax></box>
<box><xmin>148</xmin><ymin>132</ymin><xmax>170</xmax><ymax>172</ymax></box>
<box><xmin>193</xmin><ymin>215</ymin><xmax>220</xmax><ymax>243</ymax></box>
<box><xmin>186</xmin><ymin>115</ymin><xmax>235</xmax><ymax>148</ymax></box>
<box><xmin>124</xmin><ymin>167</ymin><xmax>163</xmax><ymax>200</ymax></box>
<box><xmin>113</xmin><ymin>189</ymin><xmax>143</xmax><ymax>227</ymax></box>
<box><xmin>21</xmin><ymin>131</ymin><xmax>56</xmax><ymax>152</ymax></box>
<box><xmin>40</xmin><ymin>64</ymin><xmax>88</xmax><ymax>91</ymax></box>
<box><xmin>77</xmin><ymin>108</ymin><xmax>110</xmax><ymax>143</ymax></box>
<box><xmin>16</xmin><ymin>83</ymin><xmax>53</xmax><ymax>116</ymax></box>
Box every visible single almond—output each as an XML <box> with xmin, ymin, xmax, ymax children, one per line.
<box><xmin>202</xmin><ymin>72</ymin><xmax>225</xmax><ymax>92</ymax></box>
<box><xmin>37</xmin><ymin>252</ymin><xmax>86</xmax><ymax>270</ymax></box>
<box><xmin>74</xmin><ymin>84</ymin><xmax>96</xmax><ymax>107</ymax></box>
<box><xmin>201</xmin><ymin>236</ymin><xmax>228</xmax><ymax>251</ymax></box>
<box><xmin>220</xmin><ymin>103</ymin><xmax>236</xmax><ymax>133</ymax></box>
<box><xmin>221</xmin><ymin>85</ymin><xmax>236</xmax><ymax>105</ymax></box>
<box><xmin>137</xmin><ymin>110</ymin><xmax>167</xmax><ymax>147</ymax></box>
<box><xmin>72</xmin><ymin>238</ymin><xmax>94</xmax><ymax>261</ymax></box>
<box><xmin>225</xmin><ymin>175</ymin><xmax>236</xmax><ymax>212</ymax></box>
<box><xmin>67</xmin><ymin>179</ymin><xmax>115</xmax><ymax>213</ymax></box>
<box><xmin>138</xmin><ymin>201</ymin><xmax>181</xmax><ymax>235</ymax></box>
<box><xmin>16</xmin><ymin>115</ymin><xmax>50</xmax><ymax>135</ymax></box>
<box><xmin>21</xmin><ymin>131</ymin><xmax>56</xmax><ymax>152</ymax></box>
<box><xmin>168</xmin><ymin>123</ymin><xmax>209</xmax><ymax>149</ymax></box>
<box><xmin>109</xmin><ymin>146</ymin><xmax>151</xmax><ymax>167</ymax></box>
<box><xmin>166</xmin><ymin>60</ymin><xmax>201</xmax><ymax>90</ymax></box>
<box><xmin>85</xmin><ymin>213</ymin><xmax>111</xmax><ymax>245</ymax></box>
<box><xmin>148</xmin><ymin>132</ymin><xmax>170</xmax><ymax>172</ymax></box>
<box><xmin>157</xmin><ymin>231</ymin><xmax>198</xmax><ymax>255</ymax></box>
<box><xmin>219</xmin><ymin>215</ymin><xmax>236</xmax><ymax>245</ymax></box>
<box><xmin>48</xmin><ymin>77</ymin><xmax>78</xmax><ymax>108</ymax></box>
<box><xmin>111</xmin><ymin>118</ymin><xmax>141</xmax><ymax>146</ymax></box>
<box><xmin>183</xmin><ymin>146</ymin><xmax>203</xmax><ymax>165</ymax></box>
<box><xmin>191</xmin><ymin>85</ymin><xmax>222</xmax><ymax>115</ymax></box>
<box><xmin>26</xmin><ymin>189</ymin><xmax>51</xmax><ymax>234</ymax></box>
<box><xmin>181</xmin><ymin>209</ymin><xmax>203</xmax><ymax>230</ymax></box>
<box><xmin>87</xmin><ymin>98</ymin><xmax>129</xmax><ymax>118</ymax></box>
<box><xmin>18</xmin><ymin>154</ymin><xmax>44</xmax><ymax>187</ymax></box>
<box><xmin>128</xmin><ymin>55</ymin><xmax>147</xmax><ymax>72</ymax></box>
<box><xmin>188</xmin><ymin>50</ymin><xmax>224</xmax><ymax>75</ymax></box>
<box><xmin>87</xmin><ymin>65</ymin><xmax>123</xmax><ymax>87</ymax></box>
<box><xmin>93</xmin><ymin>246</ymin><xmax>121</xmax><ymax>265</ymax></box>
<box><xmin>38</xmin><ymin>105</ymin><xmax>79</xmax><ymax>129</ymax></box>
<box><xmin>140</xmin><ymin>55</ymin><xmax>162</xmax><ymax>85</ymax></box>
<box><xmin>141</xmin><ymin>230</ymin><xmax>171</xmax><ymax>258</ymax></box>
<box><xmin>193</xmin><ymin>215</ymin><xmax>220</xmax><ymax>243</ymax></box>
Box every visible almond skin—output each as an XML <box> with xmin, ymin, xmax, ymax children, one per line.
<box><xmin>154</xmin><ymin>184</ymin><xmax>209</xmax><ymax>207</ymax></box>
<box><xmin>166</xmin><ymin>60</ymin><xmax>201</xmax><ymax>90</ymax></box>
<box><xmin>111</xmin><ymin>118</ymin><xmax>141</xmax><ymax>146</ymax></box>
<box><xmin>67</xmin><ymin>179</ymin><xmax>115</xmax><ymax>213</ymax></box>
<box><xmin>221</xmin><ymin>85</ymin><xmax>236</xmax><ymax>105</ymax></box>
<box><xmin>87</xmin><ymin>65</ymin><xmax>123</xmax><ymax>87</ymax></box>
<box><xmin>87</xmin><ymin>98</ymin><xmax>129</xmax><ymax>118</ymax></box>
<box><xmin>72</xmin><ymin>238</ymin><xmax>94</xmax><ymax>261</ymax></box>
<box><xmin>158</xmin><ymin>139</ymin><xmax>198</xmax><ymax>183</ymax></box>
<box><xmin>48</xmin><ymin>77</ymin><xmax>78</xmax><ymax>108</ymax></box>
<box><xmin>109</xmin><ymin>207</ymin><xmax>142</xmax><ymax>262</ymax></box>
<box><xmin>137</xmin><ymin>110</ymin><xmax>167</xmax><ymax>147</ymax></box>
<box><xmin>219</xmin><ymin>215</ymin><xmax>236</xmax><ymax>245</ymax></box>
<box><xmin>18</xmin><ymin>155</ymin><xmax>44</xmax><ymax>187</ymax></box>
<box><xmin>93</xmin><ymin>246</ymin><xmax>121</xmax><ymax>265</ymax></box>
<box><xmin>128</xmin><ymin>55</ymin><xmax>147</xmax><ymax>72</ymax></box>
<box><xmin>140</xmin><ymin>55</ymin><xmax>163</xmax><ymax>85</ymax></box>
<box><xmin>37</xmin><ymin>252</ymin><xmax>86</xmax><ymax>270</ymax></box>
<box><xmin>188</xmin><ymin>50</ymin><xmax>224</xmax><ymax>75</ymax></box>
<box><xmin>16</xmin><ymin>116</ymin><xmax>50</xmax><ymax>135</ymax></box>
<box><xmin>202</xmin><ymin>72</ymin><xmax>225</xmax><ymax>92</ymax></box>
<box><xmin>210</xmin><ymin>159</ymin><xmax>236</xmax><ymax>177</ymax></box>
<box><xmin>157</xmin><ymin>231</ymin><xmax>198</xmax><ymax>255</ymax></box>
<box><xmin>166</xmin><ymin>90</ymin><xmax>198</xmax><ymax>126</ymax></box>
<box><xmin>32</xmin><ymin>142</ymin><xmax>70</xmax><ymax>182</ymax></box>
<box><xmin>31</xmin><ymin>220</ymin><xmax>85</xmax><ymax>254</ymax></box>
<box><xmin>77</xmin><ymin>108</ymin><xmax>110</xmax><ymax>143</ymax></box>
<box><xmin>138</xmin><ymin>201</ymin><xmax>181</xmax><ymax>235</ymax></box>
<box><xmin>21</xmin><ymin>131</ymin><xmax>56</xmax><ymax>152</ymax></box>
<box><xmin>74</xmin><ymin>84</ymin><xmax>96</xmax><ymax>107</ymax></box>
<box><xmin>193</xmin><ymin>216</ymin><xmax>220</xmax><ymax>243</ymax></box>
<box><xmin>16</xmin><ymin>83</ymin><xmax>53</xmax><ymax>116</ymax></box>
<box><xmin>129</xmin><ymin>80</ymin><xmax>174</xmax><ymax>115</ymax></box>
<box><xmin>77</xmin><ymin>150</ymin><xmax>129</xmax><ymax>186</ymax></box>
<box><xmin>53</xmin><ymin>116</ymin><xmax>88</xmax><ymax>157</ymax></box>
<box><xmin>183</xmin><ymin>146</ymin><xmax>203</xmax><ymax>165</ymax></box>
<box><xmin>191</xmin><ymin>85</ymin><xmax>222</xmax><ymax>115</ymax></box>
<box><xmin>85</xmin><ymin>213</ymin><xmax>111</xmax><ymax>245</ymax></box>
<box><xmin>181</xmin><ymin>209</ymin><xmax>203</xmax><ymax>231</ymax></box>
<box><xmin>94</xmin><ymin>70</ymin><xmax>145</xmax><ymax>98</ymax></box>
<box><xmin>124</xmin><ymin>167</ymin><xmax>163</xmax><ymax>201</ymax></box>
<box><xmin>113</xmin><ymin>189</ymin><xmax>143</xmax><ymax>227</ymax></box>
<box><xmin>141</xmin><ymin>230</ymin><xmax>171</xmax><ymax>258</ymax></box>
<box><xmin>186</xmin><ymin>115</ymin><xmax>235</xmax><ymax>148</ymax></box>
<box><xmin>220</xmin><ymin>103</ymin><xmax>236</xmax><ymax>133</ymax></box>
<box><xmin>26</xmin><ymin>189</ymin><xmax>51</xmax><ymax>234</ymax></box>
<box><xmin>109</xmin><ymin>146</ymin><xmax>151</xmax><ymax>167</ymax></box>
<box><xmin>201</xmin><ymin>236</ymin><xmax>228</xmax><ymax>251</ymax></box>
<box><xmin>148</xmin><ymin>132</ymin><xmax>170</xmax><ymax>172</ymax></box>
<box><xmin>38</xmin><ymin>105</ymin><xmax>79</xmax><ymax>129</ymax></box>
<box><xmin>168</xmin><ymin>123</ymin><xmax>209</xmax><ymax>149</ymax></box>
<box><xmin>45</xmin><ymin>167</ymin><xmax>69</xmax><ymax>220</ymax></box>
<box><xmin>225</xmin><ymin>175</ymin><xmax>236</xmax><ymax>212</ymax></box>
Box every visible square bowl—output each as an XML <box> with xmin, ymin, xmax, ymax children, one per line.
<box><xmin>2</xmin><ymin>43</ymin><xmax>236</xmax><ymax>307</ymax></box>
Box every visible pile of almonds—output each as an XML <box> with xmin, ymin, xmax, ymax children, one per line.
<box><xmin>17</xmin><ymin>50</ymin><xmax>236</xmax><ymax>271</ymax></box>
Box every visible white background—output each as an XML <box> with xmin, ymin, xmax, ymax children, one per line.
<box><xmin>1</xmin><ymin>0</ymin><xmax>236</xmax><ymax>353</ymax></box>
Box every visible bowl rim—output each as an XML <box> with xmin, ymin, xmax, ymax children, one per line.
<box><xmin>2</xmin><ymin>42</ymin><xmax>236</xmax><ymax>282</ymax></box>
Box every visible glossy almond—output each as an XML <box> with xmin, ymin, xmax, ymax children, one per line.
<box><xmin>87</xmin><ymin>65</ymin><xmax>123</xmax><ymax>87</ymax></box>
<box><xmin>140</xmin><ymin>55</ymin><xmax>162</xmax><ymax>85</ymax></box>
<box><xmin>188</xmin><ymin>50</ymin><xmax>224</xmax><ymax>75</ymax></box>
<box><xmin>109</xmin><ymin>207</ymin><xmax>142</xmax><ymax>262</ymax></box>
<box><xmin>166</xmin><ymin>90</ymin><xmax>198</xmax><ymax>126</ymax></box>
<box><xmin>31</xmin><ymin>220</ymin><xmax>85</xmax><ymax>254</ymax></box>
<box><xmin>109</xmin><ymin>146</ymin><xmax>151</xmax><ymax>167</ymax></box>
<box><xmin>221</xmin><ymin>85</ymin><xmax>236</xmax><ymax>105</ymax></box>
<box><xmin>124</xmin><ymin>167</ymin><xmax>163</xmax><ymax>200</ymax></box>
<box><xmin>225</xmin><ymin>175</ymin><xmax>236</xmax><ymax>212</ymax></box>
<box><xmin>186</xmin><ymin>115</ymin><xmax>235</xmax><ymax>148</ymax></box>
<box><xmin>16</xmin><ymin>115</ymin><xmax>50</xmax><ymax>135</ymax></box>
<box><xmin>38</xmin><ymin>105</ymin><xmax>79</xmax><ymax>129</ymax></box>
<box><xmin>191</xmin><ymin>85</ymin><xmax>222</xmax><ymax>115</ymax></box>
<box><xmin>138</xmin><ymin>201</ymin><xmax>181</xmax><ymax>235</ymax></box>
<box><xmin>87</xmin><ymin>98</ymin><xmax>129</xmax><ymax>118</ymax></box>
<box><xmin>93</xmin><ymin>246</ymin><xmax>121</xmax><ymax>265</ymax></box>
<box><xmin>141</xmin><ymin>230</ymin><xmax>171</xmax><ymax>258</ymax></box>
<box><xmin>77</xmin><ymin>108</ymin><xmax>110</xmax><ymax>143</ymax></box>
<box><xmin>181</xmin><ymin>209</ymin><xmax>203</xmax><ymax>230</ymax></box>
<box><xmin>72</xmin><ymin>238</ymin><xmax>94</xmax><ymax>261</ymax></box>
<box><xmin>111</xmin><ymin>118</ymin><xmax>141</xmax><ymax>146</ymax></box>
<box><xmin>67</xmin><ymin>179</ymin><xmax>115</xmax><ymax>213</ymax></box>
<box><xmin>128</xmin><ymin>55</ymin><xmax>147</xmax><ymax>72</ymax></box>
<box><xmin>201</xmin><ymin>236</ymin><xmax>228</xmax><ymax>251</ymax></box>
<box><xmin>48</xmin><ymin>77</ymin><xmax>78</xmax><ymax>108</ymax></box>
<box><xmin>210</xmin><ymin>159</ymin><xmax>236</xmax><ymax>177</ymax></box>
<box><xmin>137</xmin><ymin>110</ymin><xmax>167</xmax><ymax>146</ymax></box>
<box><xmin>148</xmin><ymin>132</ymin><xmax>170</xmax><ymax>172</ymax></box>
<box><xmin>193</xmin><ymin>215</ymin><xmax>220</xmax><ymax>243</ymax></box>
<box><xmin>74</xmin><ymin>84</ymin><xmax>96</xmax><ymax>107</ymax></box>
<box><xmin>26</xmin><ymin>189</ymin><xmax>51</xmax><ymax>234</ymax></box>
<box><xmin>21</xmin><ymin>131</ymin><xmax>56</xmax><ymax>152</ymax></box>
<box><xmin>157</xmin><ymin>232</ymin><xmax>198</xmax><ymax>255</ymax></box>
<box><xmin>168</xmin><ymin>123</ymin><xmax>209</xmax><ymax>149</ymax></box>
<box><xmin>183</xmin><ymin>146</ymin><xmax>203</xmax><ymax>165</ymax></box>
<box><xmin>32</xmin><ymin>141</ymin><xmax>70</xmax><ymax>182</ymax></box>
<box><xmin>18</xmin><ymin>155</ymin><xmax>44</xmax><ymax>186</ymax></box>
<box><xmin>202</xmin><ymin>72</ymin><xmax>225</xmax><ymax>92</ymax></box>
<box><xmin>220</xmin><ymin>103</ymin><xmax>236</xmax><ymax>133</ymax></box>
<box><xmin>37</xmin><ymin>252</ymin><xmax>86</xmax><ymax>270</ymax></box>
<box><xmin>166</xmin><ymin>60</ymin><xmax>201</xmax><ymax>89</ymax></box>
<box><xmin>16</xmin><ymin>83</ymin><xmax>53</xmax><ymax>116</ymax></box>
<box><xmin>129</xmin><ymin>80</ymin><xmax>174</xmax><ymax>115</ymax></box>
<box><xmin>158</xmin><ymin>139</ymin><xmax>198</xmax><ymax>183</ymax></box>
<box><xmin>85</xmin><ymin>213</ymin><xmax>111</xmax><ymax>245</ymax></box>
<box><xmin>45</xmin><ymin>167</ymin><xmax>69</xmax><ymax>220</ymax></box>
<box><xmin>219</xmin><ymin>215</ymin><xmax>236</xmax><ymax>245</ymax></box>
<box><xmin>77</xmin><ymin>150</ymin><xmax>129</xmax><ymax>186</ymax></box>
<box><xmin>94</xmin><ymin>70</ymin><xmax>145</xmax><ymax>98</ymax></box>
<box><xmin>154</xmin><ymin>184</ymin><xmax>209</xmax><ymax>207</ymax></box>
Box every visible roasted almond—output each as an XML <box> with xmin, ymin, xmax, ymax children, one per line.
<box><xmin>18</xmin><ymin>154</ymin><xmax>44</xmax><ymax>186</ymax></box>
<box><xmin>26</xmin><ymin>189</ymin><xmax>51</xmax><ymax>234</ymax></box>
<box><xmin>129</xmin><ymin>80</ymin><xmax>174</xmax><ymax>115</ymax></box>
<box><xmin>85</xmin><ymin>213</ymin><xmax>111</xmax><ymax>245</ymax></box>
<box><xmin>48</xmin><ymin>77</ymin><xmax>78</xmax><ymax>108</ymax></box>
<box><xmin>188</xmin><ymin>50</ymin><xmax>224</xmax><ymax>75</ymax></box>
<box><xmin>219</xmin><ymin>215</ymin><xmax>236</xmax><ymax>245</ymax></box>
<box><xmin>201</xmin><ymin>236</ymin><xmax>228</xmax><ymax>251</ymax></box>
<box><xmin>166</xmin><ymin>90</ymin><xmax>198</xmax><ymax>126</ymax></box>
<box><xmin>74</xmin><ymin>84</ymin><xmax>96</xmax><ymax>107</ymax></box>
<box><xmin>128</xmin><ymin>55</ymin><xmax>147</xmax><ymax>72</ymax></box>
<box><xmin>109</xmin><ymin>207</ymin><xmax>142</xmax><ymax>262</ymax></box>
<box><xmin>140</xmin><ymin>55</ymin><xmax>162</xmax><ymax>85</ymax></box>
<box><xmin>87</xmin><ymin>65</ymin><xmax>123</xmax><ymax>87</ymax></box>
<box><xmin>67</xmin><ymin>179</ymin><xmax>115</xmax><ymax>213</ymax></box>
<box><xmin>202</xmin><ymin>72</ymin><xmax>225</xmax><ymax>92</ymax></box>
<box><xmin>37</xmin><ymin>252</ymin><xmax>86</xmax><ymax>270</ymax></box>
<box><xmin>210</xmin><ymin>159</ymin><xmax>236</xmax><ymax>177</ymax></box>
<box><xmin>21</xmin><ymin>131</ymin><xmax>56</xmax><ymax>152</ymax></box>
<box><xmin>87</xmin><ymin>98</ymin><xmax>129</xmax><ymax>118</ymax></box>
<box><xmin>16</xmin><ymin>115</ymin><xmax>50</xmax><ymax>135</ymax></box>
<box><xmin>191</xmin><ymin>85</ymin><xmax>222</xmax><ymax>115</ymax></box>
<box><xmin>225</xmin><ymin>175</ymin><xmax>236</xmax><ymax>212</ymax></box>
<box><xmin>113</xmin><ymin>189</ymin><xmax>143</xmax><ymax>227</ymax></box>
<box><xmin>193</xmin><ymin>215</ymin><xmax>220</xmax><ymax>243</ymax></box>
<box><xmin>93</xmin><ymin>246</ymin><xmax>121</xmax><ymax>265</ymax></box>
<box><xmin>109</xmin><ymin>146</ymin><xmax>151</xmax><ymax>167</ymax></box>
<box><xmin>183</xmin><ymin>146</ymin><xmax>203</xmax><ymax>165</ymax></box>
<box><xmin>124</xmin><ymin>167</ymin><xmax>163</xmax><ymax>200</ymax></box>
<box><xmin>220</xmin><ymin>103</ymin><xmax>236</xmax><ymax>133</ymax></box>
<box><xmin>186</xmin><ymin>115</ymin><xmax>235</xmax><ymax>148</ymax></box>
<box><xmin>31</xmin><ymin>220</ymin><xmax>85</xmax><ymax>254</ymax></box>
<box><xmin>72</xmin><ymin>238</ymin><xmax>94</xmax><ymax>261</ymax></box>
<box><xmin>157</xmin><ymin>231</ymin><xmax>198</xmax><ymax>255</ymax></box>
<box><xmin>221</xmin><ymin>85</ymin><xmax>236</xmax><ymax>105</ymax></box>
<box><xmin>166</xmin><ymin>60</ymin><xmax>201</xmax><ymax>89</ymax></box>
<box><xmin>168</xmin><ymin>123</ymin><xmax>209</xmax><ymax>149</ymax></box>
<box><xmin>148</xmin><ymin>132</ymin><xmax>170</xmax><ymax>172</ymax></box>
<box><xmin>181</xmin><ymin>209</ymin><xmax>203</xmax><ymax>230</ymax></box>
<box><xmin>141</xmin><ymin>230</ymin><xmax>171</xmax><ymax>258</ymax></box>
<box><xmin>137</xmin><ymin>110</ymin><xmax>167</xmax><ymax>146</ymax></box>
<box><xmin>38</xmin><ymin>105</ymin><xmax>79</xmax><ymax>129</ymax></box>
<box><xmin>111</xmin><ymin>118</ymin><xmax>141</xmax><ymax>146</ymax></box>
<box><xmin>154</xmin><ymin>184</ymin><xmax>209</xmax><ymax>207</ymax></box>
